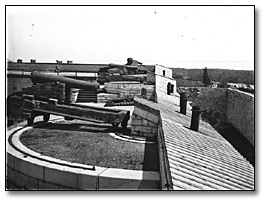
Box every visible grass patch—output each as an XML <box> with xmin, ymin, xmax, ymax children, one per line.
<box><xmin>20</xmin><ymin>120</ymin><xmax>159</xmax><ymax>171</ymax></box>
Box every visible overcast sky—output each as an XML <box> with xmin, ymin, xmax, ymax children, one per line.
<box><xmin>6</xmin><ymin>6</ymin><xmax>254</xmax><ymax>70</ymax></box>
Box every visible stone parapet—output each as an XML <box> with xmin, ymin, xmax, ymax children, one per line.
<box><xmin>131</xmin><ymin>98</ymin><xmax>160</xmax><ymax>138</ymax></box>
<box><xmin>227</xmin><ymin>89</ymin><xmax>254</xmax><ymax>146</ymax></box>
<box><xmin>6</xmin><ymin>126</ymin><xmax>160</xmax><ymax>190</ymax></box>
<box><xmin>193</xmin><ymin>88</ymin><xmax>254</xmax><ymax>146</ymax></box>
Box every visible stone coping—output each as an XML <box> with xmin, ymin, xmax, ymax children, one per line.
<box><xmin>6</xmin><ymin>122</ymin><xmax>160</xmax><ymax>190</ymax></box>
<box><xmin>109</xmin><ymin>133</ymin><xmax>156</xmax><ymax>144</ymax></box>
<box><xmin>133</xmin><ymin>97</ymin><xmax>160</xmax><ymax>117</ymax></box>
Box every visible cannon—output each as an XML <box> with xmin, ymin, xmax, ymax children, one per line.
<box><xmin>108</xmin><ymin>63</ymin><xmax>138</xmax><ymax>69</ymax></box>
<box><xmin>21</xmin><ymin>72</ymin><xmax>130</xmax><ymax>128</ymax></box>
<box><xmin>30</xmin><ymin>71</ymin><xmax>101</xmax><ymax>104</ymax></box>
<box><xmin>31</xmin><ymin>71</ymin><xmax>99</xmax><ymax>91</ymax></box>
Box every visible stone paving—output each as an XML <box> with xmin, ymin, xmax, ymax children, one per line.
<box><xmin>156</xmin><ymin>91</ymin><xmax>254</xmax><ymax>190</ymax></box>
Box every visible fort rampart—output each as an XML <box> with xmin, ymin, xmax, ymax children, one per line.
<box><xmin>193</xmin><ymin>88</ymin><xmax>254</xmax><ymax>146</ymax></box>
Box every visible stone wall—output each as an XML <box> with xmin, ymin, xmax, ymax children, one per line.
<box><xmin>97</xmin><ymin>93</ymin><xmax>118</xmax><ymax>103</ymax></box>
<box><xmin>104</xmin><ymin>82</ymin><xmax>155</xmax><ymax>101</ymax></box>
<box><xmin>7</xmin><ymin>127</ymin><xmax>160</xmax><ymax>190</ymax></box>
<box><xmin>155</xmin><ymin>65</ymin><xmax>173</xmax><ymax>78</ymax></box>
<box><xmin>155</xmin><ymin>75</ymin><xmax>177</xmax><ymax>95</ymax></box>
<box><xmin>131</xmin><ymin>98</ymin><xmax>160</xmax><ymax>138</ymax></box>
<box><xmin>193</xmin><ymin>88</ymin><xmax>254</xmax><ymax>146</ymax></box>
<box><xmin>227</xmin><ymin>89</ymin><xmax>254</xmax><ymax>146</ymax></box>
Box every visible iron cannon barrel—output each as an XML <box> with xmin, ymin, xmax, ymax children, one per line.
<box><xmin>31</xmin><ymin>71</ymin><xmax>99</xmax><ymax>91</ymax></box>
<box><xmin>108</xmin><ymin>63</ymin><xmax>138</xmax><ymax>69</ymax></box>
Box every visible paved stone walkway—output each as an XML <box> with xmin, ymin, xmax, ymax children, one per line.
<box><xmin>156</xmin><ymin>91</ymin><xmax>254</xmax><ymax>190</ymax></box>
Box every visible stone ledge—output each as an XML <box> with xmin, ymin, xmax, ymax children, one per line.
<box><xmin>7</xmin><ymin>125</ymin><xmax>160</xmax><ymax>190</ymax></box>
<box><xmin>134</xmin><ymin>98</ymin><xmax>160</xmax><ymax>117</ymax></box>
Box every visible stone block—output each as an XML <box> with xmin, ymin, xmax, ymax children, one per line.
<box><xmin>145</xmin><ymin>112</ymin><xmax>160</xmax><ymax>124</ymax></box>
<box><xmin>148</xmin><ymin>121</ymin><xmax>157</xmax><ymax>127</ymax></box>
<box><xmin>131</xmin><ymin>131</ymin><xmax>143</xmax><ymax>137</ymax></box>
<box><xmin>38</xmin><ymin>181</ymin><xmax>60</xmax><ymax>190</ymax></box>
<box><xmin>14</xmin><ymin>155</ymin><xmax>47</xmax><ymax>180</ymax></box>
<box><xmin>14</xmin><ymin>170</ymin><xmax>39</xmax><ymax>190</ymax></box>
<box><xmin>131</xmin><ymin>119</ymin><xmax>143</xmax><ymax>126</ymax></box>
<box><xmin>77</xmin><ymin>167</ymin><xmax>107</xmax><ymax>190</ymax></box>
<box><xmin>134</xmin><ymin>126</ymin><xmax>152</xmax><ymax>134</ymax></box>
<box><xmin>147</xmin><ymin>133</ymin><xmax>157</xmax><ymax>138</ymax></box>
<box><xmin>7</xmin><ymin>165</ymin><xmax>15</xmax><ymax>182</ymax></box>
<box><xmin>142</xmin><ymin>119</ymin><xmax>149</xmax><ymax>125</ymax></box>
<box><xmin>133</xmin><ymin>107</ymin><xmax>148</xmax><ymax>120</ymax></box>
<box><xmin>7</xmin><ymin>153</ymin><xmax>15</xmax><ymax>168</ymax></box>
<box><xmin>44</xmin><ymin>164</ymin><xmax>83</xmax><ymax>188</ymax></box>
<box><xmin>151</xmin><ymin>127</ymin><xmax>158</xmax><ymax>134</ymax></box>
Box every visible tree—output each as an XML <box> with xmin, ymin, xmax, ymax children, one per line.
<box><xmin>202</xmin><ymin>67</ymin><xmax>211</xmax><ymax>86</ymax></box>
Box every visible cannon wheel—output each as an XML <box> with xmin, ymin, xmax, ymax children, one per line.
<box><xmin>43</xmin><ymin>114</ymin><xmax>50</xmax><ymax>122</ymax></box>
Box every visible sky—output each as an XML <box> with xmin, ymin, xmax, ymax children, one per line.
<box><xmin>6</xmin><ymin>6</ymin><xmax>254</xmax><ymax>70</ymax></box>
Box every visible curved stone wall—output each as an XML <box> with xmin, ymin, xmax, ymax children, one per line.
<box><xmin>6</xmin><ymin>125</ymin><xmax>160</xmax><ymax>190</ymax></box>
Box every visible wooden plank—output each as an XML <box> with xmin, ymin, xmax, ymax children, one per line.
<box><xmin>28</xmin><ymin>100</ymin><xmax>129</xmax><ymax>125</ymax></box>
<box><xmin>34</xmin><ymin>108</ymin><xmax>105</xmax><ymax>123</ymax></box>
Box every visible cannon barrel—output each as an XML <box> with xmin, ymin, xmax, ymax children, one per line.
<box><xmin>108</xmin><ymin>63</ymin><xmax>138</xmax><ymax>69</ymax></box>
<box><xmin>31</xmin><ymin>71</ymin><xmax>99</xmax><ymax>91</ymax></box>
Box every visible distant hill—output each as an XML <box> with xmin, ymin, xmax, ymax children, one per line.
<box><xmin>171</xmin><ymin>68</ymin><xmax>254</xmax><ymax>85</ymax></box>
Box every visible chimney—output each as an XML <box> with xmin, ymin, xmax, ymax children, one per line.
<box><xmin>167</xmin><ymin>82</ymin><xmax>171</xmax><ymax>95</ymax></box>
<box><xmin>17</xmin><ymin>59</ymin><xmax>22</xmax><ymax>63</ymax></box>
<box><xmin>190</xmin><ymin>106</ymin><xmax>201</xmax><ymax>132</ymax></box>
<box><xmin>180</xmin><ymin>92</ymin><xmax>188</xmax><ymax>115</ymax></box>
<box><xmin>67</xmin><ymin>60</ymin><xmax>73</xmax><ymax>64</ymax></box>
<box><xmin>30</xmin><ymin>59</ymin><xmax>36</xmax><ymax>63</ymax></box>
<box><xmin>56</xmin><ymin>60</ymin><xmax>62</xmax><ymax>64</ymax></box>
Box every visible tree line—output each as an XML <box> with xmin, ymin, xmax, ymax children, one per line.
<box><xmin>171</xmin><ymin>68</ymin><xmax>254</xmax><ymax>85</ymax></box>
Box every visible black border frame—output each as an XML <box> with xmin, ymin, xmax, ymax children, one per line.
<box><xmin>5</xmin><ymin>4</ymin><xmax>256</xmax><ymax>192</ymax></box>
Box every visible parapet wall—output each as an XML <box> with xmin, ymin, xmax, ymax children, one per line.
<box><xmin>130</xmin><ymin>98</ymin><xmax>171</xmax><ymax>190</ymax></box>
<box><xmin>131</xmin><ymin>98</ymin><xmax>160</xmax><ymax>138</ymax></box>
<box><xmin>7</xmin><ymin>126</ymin><xmax>160</xmax><ymax>190</ymax></box>
<box><xmin>227</xmin><ymin>89</ymin><xmax>254</xmax><ymax>146</ymax></box>
<box><xmin>193</xmin><ymin>88</ymin><xmax>254</xmax><ymax>146</ymax></box>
